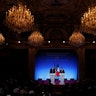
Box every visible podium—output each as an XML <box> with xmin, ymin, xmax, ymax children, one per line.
<box><xmin>50</xmin><ymin>73</ymin><xmax>55</xmax><ymax>85</ymax></box>
<box><xmin>50</xmin><ymin>73</ymin><xmax>65</xmax><ymax>85</ymax></box>
<box><xmin>59</xmin><ymin>73</ymin><xmax>64</xmax><ymax>85</ymax></box>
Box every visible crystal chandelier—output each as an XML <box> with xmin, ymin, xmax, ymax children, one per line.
<box><xmin>81</xmin><ymin>6</ymin><xmax>96</xmax><ymax>35</ymax></box>
<box><xmin>69</xmin><ymin>31</ymin><xmax>85</xmax><ymax>47</ymax></box>
<box><xmin>28</xmin><ymin>31</ymin><xmax>44</xmax><ymax>47</ymax></box>
<box><xmin>0</xmin><ymin>33</ymin><xmax>5</xmax><ymax>45</ymax></box>
<box><xmin>6</xmin><ymin>3</ymin><xmax>34</xmax><ymax>33</ymax></box>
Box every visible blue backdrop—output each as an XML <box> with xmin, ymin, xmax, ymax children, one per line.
<box><xmin>34</xmin><ymin>49</ymin><xmax>78</xmax><ymax>80</ymax></box>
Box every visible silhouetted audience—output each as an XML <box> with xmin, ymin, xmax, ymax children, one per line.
<box><xmin>0</xmin><ymin>78</ymin><xmax>96</xmax><ymax>96</ymax></box>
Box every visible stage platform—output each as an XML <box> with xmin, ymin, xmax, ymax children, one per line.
<box><xmin>37</xmin><ymin>79</ymin><xmax>77</xmax><ymax>85</ymax></box>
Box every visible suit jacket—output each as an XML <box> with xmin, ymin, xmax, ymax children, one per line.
<box><xmin>60</xmin><ymin>69</ymin><xmax>65</xmax><ymax>73</ymax></box>
<box><xmin>50</xmin><ymin>68</ymin><xmax>55</xmax><ymax>73</ymax></box>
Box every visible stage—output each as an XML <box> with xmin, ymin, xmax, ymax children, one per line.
<box><xmin>37</xmin><ymin>79</ymin><xmax>77</xmax><ymax>85</ymax></box>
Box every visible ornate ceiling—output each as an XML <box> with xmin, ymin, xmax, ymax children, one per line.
<box><xmin>0</xmin><ymin>0</ymin><xmax>96</xmax><ymax>48</ymax></box>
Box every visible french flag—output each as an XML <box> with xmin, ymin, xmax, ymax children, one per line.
<box><xmin>56</xmin><ymin>64</ymin><xmax>60</xmax><ymax>76</ymax></box>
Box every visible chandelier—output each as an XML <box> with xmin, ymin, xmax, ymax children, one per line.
<box><xmin>81</xmin><ymin>6</ymin><xmax>96</xmax><ymax>35</ymax></box>
<box><xmin>6</xmin><ymin>3</ymin><xmax>34</xmax><ymax>33</ymax></box>
<box><xmin>69</xmin><ymin>31</ymin><xmax>85</xmax><ymax>47</ymax></box>
<box><xmin>0</xmin><ymin>33</ymin><xmax>5</xmax><ymax>45</ymax></box>
<box><xmin>28</xmin><ymin>31</ymin><xmax>44</xmax><ymax>47</ymax></box>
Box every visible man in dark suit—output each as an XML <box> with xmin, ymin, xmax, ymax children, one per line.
<box><xmin>60</xmin><ymin>68</ymin><xmax>65</xmax><ymax>73</ymax></box>
<box><xmin>50</xmin><ymin>67</ymin><xmax>55</xmax><ymax>73</ymax></box>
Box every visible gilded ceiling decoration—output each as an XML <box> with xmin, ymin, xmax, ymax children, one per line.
<box><xmin>0</xmin><ymin>0</ymin><xmax>95</xmax><ymax>47</ymax></box>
